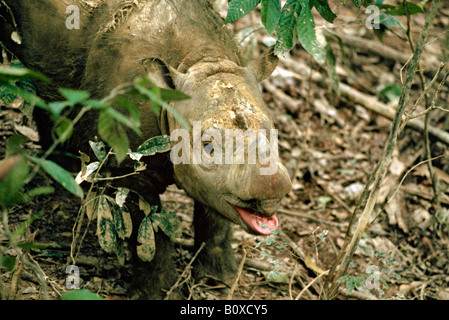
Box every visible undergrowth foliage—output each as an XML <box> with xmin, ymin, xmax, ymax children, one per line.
<box><xmin>0</xmin><ymin>0</ymin><xmax>435</xmax><ymax>300</ymax></box>
<box><xmin>0</xmin><ymin>64</ymin><xmax>188</xmax><ymax>299</ymax></box>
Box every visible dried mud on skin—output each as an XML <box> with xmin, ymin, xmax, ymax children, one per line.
<box><xmin>1</xmin><ymin>1</ymin><xmax>449</xmax><ymax>300</ymax></box>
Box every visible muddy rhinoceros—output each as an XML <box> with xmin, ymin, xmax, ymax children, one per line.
<box><xmin>0</xmin><ymin>0</ymin><xmax>292</xmax><ymax>299</ymax></box>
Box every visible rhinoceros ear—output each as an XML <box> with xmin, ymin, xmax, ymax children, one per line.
<box><xmin>247</xmin><ymin>45</ymin><xmax>278</xmax><ymax>82</ymax></box>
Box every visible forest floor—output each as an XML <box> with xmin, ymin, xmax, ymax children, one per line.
<box><xmin>1</xmin><ymin>1</ymin><xmax>448</xmax><ymax>300</ymax></box>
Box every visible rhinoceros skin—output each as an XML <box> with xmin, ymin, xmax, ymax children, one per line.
<box><xmin>1</xmin><ymin>0</ymin><xmax>292</xmax><ymax>299</ymax></box>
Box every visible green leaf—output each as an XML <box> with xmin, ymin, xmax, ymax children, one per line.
<box><xmin>31</xmin><ymin>157</ymin><xmax>84</xmax><ymax>198</ymax></box>
<box><xmin>318</xmin><ymin>196</ymin><xmax>333</xmax><ymax>206</ymax></box>
<box><xmin>135</xmin><ymin>135</ymin><xmax>171</xmax><ymax>156</ymax></box>
<box><xmin>1</xmin><ymin>256</ymin><xmax>17</xmax><ymax>272</ymax></box>
<box><xmin>274</xmin><ymin>0</ymin><xmax>301</xmax><ymax>56</ymax></box>
<box><xmin>82</xmin><ymin>99</ymin><xmax>109</xmax><ymax>109</ymax></box>
<box><xmin>0</xmin><ymin>156</ymin><xmax>29</xmax><ymax>208</ymax></box>
<box><xmin>0</xmin><ymin>66</ymin><xmax>51</xmax><ymax>82</ymax></box>
<box><xmin>296</xmin><ymin>1</ymin><xmax>325</xmax><ymax>63</ymax></box>
<box><xmin>47</xmin><ymin>101</ymin><xmax>71</xmax><ymax>117</ymax></box>
<box><xmin>2</xmin><ymin>83</ymin><xmax>48</xmax><ymax>110</ymax></box>
<box><xmin>133</xmin><ymin>83</ymin><xmax>190</xmax><ymax>130</ymax></box>
<box><xmin>97</xmin><ymin>196</ymin><xmax>117</xmax><ymax>253</ymax></box>
<box><xmin>58</xmin><ymin>88</ymin><xmax>90</xmax><ymax>106</ymax></box>
<box><xmin>54</xmin><ymin>117</ymin><xmax>74</xmax><ymax>143</ymax></box>
<box><xmin>159</xmin><ymin>88</ymin><xmax>190</xmax><ymax>102</ymax></box>
<box><xmin>62</xmin><ymin>289</ymin><xmax>104</xmax><ymax>300</ymax></box>
<box><xmin>5</xmin><ymin>134</ymin><xmax>28</xmax><ymax>156</ymax></box>
<box><xmin>98</xmin><ymin>109</ymin><xmax>129</xmax><ymax>164</ymax></box>
<box><xmin>104</xmin><ymin>107</ymin><xmax>141</xmax><ymax>136</ymax></box>
<box><xmin>26</xmin><ymin>186</ymin><xmax>55</xmax><ymax>197</ymax></box>
<box><xmin>89</xmin><ymin>140</ymin><xmax>108</xmax><ymax>163</ymax></box>
<box><xmin>351</xmin><ymin>0</ymin><xmax>362</xmax><ymax>8</ymax></box>
<box><xmin>112</xmin><ymin>204</ymin><xmax>132</xmax><ymax>240</ymax></box>
<box><xmin>151</xmin><ymin>208</ymin><xmax>182</xmax><ymax>239</ymax></box>
<box><xmin>225</xmin><ymin>0</ymin><xmax>260</xmax><ymax>23</ymax></box>
<box><xmin>380</xmin><ymin>2</ymin><xmax>424</xmax><ymax>16</ymax></box>
<box><xmin>137</xmin><ymin>215</ymin><xmax>156</xmax><ymax>262</ymax></box>
<box><xmin>310</xmin><ymin>0</ymin><xmax>337</xmax><ymax>23</ymax></box>
<box><xmin>261</xmin><ymin>0</ymin><xmax>282</xmax><ymax>34</ymax></box>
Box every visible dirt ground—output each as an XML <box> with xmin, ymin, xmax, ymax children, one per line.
<box><xmin>1</xmin><ymin>1</ymin><xmax>448</xmax><ymax>300</ymax></box>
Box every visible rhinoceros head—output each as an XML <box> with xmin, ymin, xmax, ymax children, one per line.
<box><xmin>165</xmin><ymin>51</ymin><xmax>291</xmax><ymax>235</ymax></box>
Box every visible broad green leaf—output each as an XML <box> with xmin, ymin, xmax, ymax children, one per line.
<box><xmin>31</xmin><ymin>157</ymin><xmax>84</xmax><ymax>198</ymax></box>
<box><xmin>97</xmin><ymin>196</ymin><xmax>116</xmax><ymax>253</ymax></box>
<box><xmin>98</xmin><ymin>110</ymin><xmax>129</xmax><ymax>164</ymax></box>
<box><xmin>137</xmin><ymin>215</ymin><xmax>155</xmax><ymax>244</ymax></box>
<box><xmin>225</xmin><ymin>0</ymin><xmax>260</xmax><ymax>23</ymax></box>
<box><xmin>104</xmin><ymin>106</ymin><xmax>141</xmax><ymax>136</ymax></box>
<box><xmin>159</xmin><ymin>88</ymin><xmax>190</xmax><ymax>102</ymax></box>
<box><xmin>136</xmin><ymin>135</ymin><xmax>171</xmax><ymax>156</ymax></box>
<box><xmin>261</xmin><ymin>0</ymin><xmax>282</xmax><ymax>34</ymax></box>
<box><xmin>2</xmin><ymin>83</ymin><xmax>48</xmax><ymax>110</ymax></box>
<box><xmin>296</xmin><ymin>1</ymin><xmax>325</xmax><ymax>63</ymax></box>
<box><xmin>380</xmin><ymin>2</ymin><xmax>424</xmax><ymax>16</ymax></box>
<box><xmin>137</xmin><ymin>215</ymin><xmax>156</xmax><ymax>262</ymax></box>
<box><xmin>274</xmin><ymin>0</ymin><xmax>301</xmax><ymax>56</ymax></box>
<box><xmin>89</xmin><ymin>140</ymin><xmax>108</xmax><ymax>163</ymax></box>
<box><xmin>1</xmin><ymin>256</ymin><xmax>17</xmax><ymax>272</ymax></box>
<box><xmin>5</xmin><ymin>134</ymin><xmax>28</xmax><ymax>156</ymax></box>
<box><xmin>0</xmin><ymin>156</ymin><xmax>29</xmax><ymax>208</ymax></box>
<box><xmin>310</xmin><ymin>0</ymin><xmax>337</xmax><ymax>23</ymax></box>
<box><xmin>62</xmin><ymin>289</ymin><xmax>104</xmax><ymax>300</ymax></box>
<box><xmin>137</xmin><ymin>242</ymin><xmax>156</xmax><ymax>262</ymax></box>
<box><xmin>58</xmin><ymin>88</ymin><xmax>90</xmax><ymax>106</ymax></box>
<box><xmin>0</xmin><ymin>66</ymin><xmax>51</xmax><ymax>82</ymax></box>
<box><xmin>54</xmin><ymin>116</ymin><xmax>74</xmax><ymax>143</ymax></box>
<box><xmin>47</xmin><ymin>101</ymin><xmax>70</xmax><ymax>117</ymax></box>
<box><xmin>133</xmin><ymin>83</ymin><xmax>190</xmax><ymax>130</ymax></box>
<box><xmin>112</xmin><ymin>204</ymin><xmax>132</xmax><ymax>239</ymax></box>
<box><xmin>151</xmin><ymin>208</ymin><xmax>182</xmax><ymax>239</ymax></box>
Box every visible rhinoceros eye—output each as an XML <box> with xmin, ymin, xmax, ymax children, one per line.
<box><xmin>203</xmin><ymin>142</ymin><xmax>214</xmax><ymax>156</ymax></box>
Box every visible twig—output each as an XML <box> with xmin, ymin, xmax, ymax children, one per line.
<box><xmin>280</xmin><ymin>59</ymin><xmax>449</xmax><ymax>146</ymax></box>
<box><xmin>165</xmin><ymin>242</ymin><xmax>206</xmax><ymax>300</ymax></box>
<box><xmin>227</xmin><ymin>244</ymin><xmax>247</xmax><ymax>300</ymax></box>
<box><xmin>325</xmin><ymin>0</ymin><xmax>441</xmax><ymax>299</ymax></box>
<box><xmin>295</xmin><ymin>270</ymin><xmax>329</xmax><ymax>300</ymax></box>
<box><xmin>8</xmin><ymin>260</ymin><xmax>23</xmax><ymax>300</ymax></box>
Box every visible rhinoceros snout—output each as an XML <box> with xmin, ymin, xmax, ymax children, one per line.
<box><xmin>230</xmin><ymin>161</ymin><xmax>291</xmax><ymax>202</ymax></box>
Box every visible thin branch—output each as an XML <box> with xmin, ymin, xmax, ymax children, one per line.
<box><xmin>325</xmin><ymin>0</ymin><xmax>440</xmax><ymax>299</ymax></box>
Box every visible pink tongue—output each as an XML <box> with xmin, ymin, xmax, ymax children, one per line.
<box><xmin>232</xmin><ymin>205</ymin><xmax>279</xmax><ymax>235</ymax></box>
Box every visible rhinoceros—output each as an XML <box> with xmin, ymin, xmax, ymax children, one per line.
<box><xmin>0</xmin><ymin>0</ymin><xmax>292</xmax><ymax>299</ymax></box>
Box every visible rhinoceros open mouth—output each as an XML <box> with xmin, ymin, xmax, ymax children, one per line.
<box><xmin>227</xmin><ymin>203</ymin><xmax>279</xmax><ymax>235</ymax></box>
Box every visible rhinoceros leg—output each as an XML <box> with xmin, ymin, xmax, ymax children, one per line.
<box><xmin>192</xmin><ymin>201</ymin><xmax>238</xmax><ymax>283</ymax></box>
<box><xmin>126</xmin><ymin>193</ymin><xmax>180</xmax><ymax>300</ymax></box>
